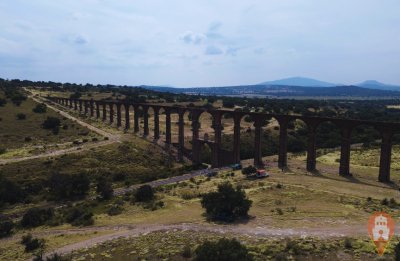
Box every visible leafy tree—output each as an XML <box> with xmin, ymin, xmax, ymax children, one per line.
<box><xmin>96</xmin><ymin>177</ymin><xmax>113</xmax><ymax>200</ymax></box>
<box><xmin>135</xmin><ymin>185</ymin><xmax>154</xmax><ymax>202</ymax></box>
<box><xmin>195</xmin><ymin>238</ymin><xmax>253</xmax><ymax>261</ymax></box>
<box><xmin>33</xmin><ymin>103</ymin><xmax>47</xmax><ymax>113</ymax></box>
<box><xmin>201</xmin><ymin>182</ymin><xmax>252</xmax><ymax>222</ymax></box>
<box><xmin>49</xmin><ymin>173</ymin><xmax>90</xmax><ymax>200</ymax></box>
<box><xmin>42</xmin><ymin>117</ymin><xmax>61</xmax><ymax>130</ymax></box>
<box><xmin>0</xmin><ymin>216</ymin><xmax>14</xmax><ymax>238</ymax></box>
<box><xmin>69</xmin><ymin>91</ymin><xmax>82</xmax><ymax>99</ymax></box>
<box><xmin>0</xmin><ymin>98</ymin><xmax>6</xmax><ymax>106</ymax></box>
<box><xmin>21</xmin><ymin>207</ymin><xmax>54</xmax><ymax>228</ymax></box>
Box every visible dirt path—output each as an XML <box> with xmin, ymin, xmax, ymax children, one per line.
<box><xmin>0</xmin><ymin>96</ymin><xmax>120</xmax><ymax>165</ymax></box>
<box><xmin>35</xmin><ymin>222</ymin><xmax>366</xmax><ymax>260</ymax></box>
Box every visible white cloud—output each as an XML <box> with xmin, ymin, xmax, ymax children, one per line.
<box><xmin>180</xmin><ymin>31</ymin><xmax>206</xmax><ymax>45</ymax></box>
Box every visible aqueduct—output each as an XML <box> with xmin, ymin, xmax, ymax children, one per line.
<box><xmin>50</xmin><ymin>97</ymin><xmax>398</xmax><ymax>183</ymax></box>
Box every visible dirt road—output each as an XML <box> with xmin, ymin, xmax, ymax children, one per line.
<box><xmin>35</xmin><ymin>222</ymin><xmax>366</xmax><ymax>260</ymax></box>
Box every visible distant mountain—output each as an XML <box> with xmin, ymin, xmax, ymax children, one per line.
<box><xmin>143</xmin><ymin>84</ymin><xmax>400</xmax><ymax>98</ymax></box>
<box><xmin>357</xmin><ymin>80</ymin><xmax>400</xmax><ymax>91</ymax></box>
<box><xmin>258</xmin><ymin>77</ymin><xmax>338</xmax><ymax>87</ymax></box>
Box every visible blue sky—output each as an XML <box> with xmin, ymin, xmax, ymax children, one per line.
<box><xmin>0</xmin><ymin>0</ymin><xmax>399</xmax><ymax>87</ymax></box>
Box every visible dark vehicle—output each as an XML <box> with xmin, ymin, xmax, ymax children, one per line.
<box><xmin>231</xmin><ymin>163</ymin><xmax>242</xmax><ymax>170</ymax></box>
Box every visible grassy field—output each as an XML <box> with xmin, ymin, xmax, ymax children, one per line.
<box><xmin>0</xmin><ymin>93</ymin><xmax>100</xmax><ymax>158</ymax></box>
<box><xmin>66</xmin><ymin>230</ymin><xmax>397</xmax><ymax>261</ymax></box>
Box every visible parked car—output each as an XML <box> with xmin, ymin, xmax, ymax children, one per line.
<box><xmin>231</xmin><ymin>163</ymin><xmax>242</xmax><ymax>170</ymax></box>
<box><xmin>256</xmin><ymin>169</ymin><xmax>269</xmax><ymax>178</ymax></box>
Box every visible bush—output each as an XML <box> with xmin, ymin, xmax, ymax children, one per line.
<box><xmin>241</xmin><ymin>166</ymin><xmax>257</xmax><ymax>176</ymax></box>
<box><xmin>395</xmin><ymin>241</ymin><xmax>400</xmax><ymax>261</ymax></box>
<box><xmin>33</xmin><ymin>103</ymin><xmax>47</xmax><ymax>113</ymax></box>
<box><xmin>16</xmin><ymin>113</ymin><xmax>26</xmax><ymax>120</ymax></box>
<box><xmin>96</xmin><ymin>177</ymin><xmax>113</xmax><ymax>200</ymax></box>
<box><xmin>195</xmin><ymin>238</ymin><xmax>253</xmax><ymax>261</ymax></box>
<box><xmin>21</xmin><ymin>234</ymin><xmax>45</xmax><ymax>252</ymax></box>
<box><xmin>25</xmin><ymin>136</ymin><xmax>32</xmax><ymax>142</ymax></box>
<box><xmin>135</xmin><ymin>185</ymin><xmax>154</xmax><ymax>202</ymax></box>
<box><xmin>0</xmin><ymin>217</ymin><xmax>14</xmax><ymax>238</ymax></box>
<box><xmin>64</xmin><ymin>206</ymin><xmax>94</xmax><ymax>226</ymax></box>
<box><xmin>0</xmin><ymin>98</ymin><xmax>6</xmax><ymax>106</ymax></box>
<box><xmin>21</xmin><ymin>207</ymin><xmax>54</xmax><ymax>228</ymax></box>
<box><xmin>201</xmin><ymin>182</ymin><xmax>252</xmax><ymax>222</ymax></box>
<box><xmin>0</xmin><ymin>176</ymin><xmax>25</xmax><ymax>205</ymax></box>
<box><xmin>182</xmin><ymin>244</ymin><xmax>192</xmax><ymax>258</ymax></box>
<box><xmin>107</xmin><ymin>205</ymin><xmax>123</xmax><ymax>216</ymax></box>
<box><xmin>49</xmin><ymin>173</ymin><xmax>90</xmax><ymax>200</ymax></box>
<box><xmin>42</xmin><ymin>117</ymin><xmax>61</xmax><ymax>130</ymax></box>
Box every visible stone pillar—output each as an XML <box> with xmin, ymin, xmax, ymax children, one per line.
<box><xmin>178</xmin><ymin>110</ymin><xmax>185</xmax><ymax>161</ymax></box>
<box><xmin>339</xmin><ymin>126</ymin><xmax>352</xmax><ymax>176</ymax></box>
<box><xmin>74</xmin><ymin>100</ymin><xmax>78</xmax><ymax>110</ymax></box>
<box><xmin>278</xmin><ymin>117</ymin><xmax>289</xmax><ymax>169</ymax></box>
<box><xmin>116</xmin><ymin>103</ymin><xmax>122</xmax><ymax>127</ymax></box>
<box><xmin>233</xmin><ymin>114</ymin><xmax>241</xmax><ymax>164</ymax></box>
<box><xmin>153</xmin><ymin>108</ymin><xmax>160</xmax><ymax>140</ymax></box>
<box><xmin>125</xmin><ymin>104</ymin><xmax>130</xmax><ymax>129</ymax></box>
<box><xmin>69</xmin><ymin>99</ymin><xmax>73</xmax><ymax>108</ymax></box>
<box><xmin>191</xmin><ymin>115</ymin><xmax>201</xmax><ymax>164</ymax></box>
<box><xmin>79</xmin><ymin>100</ymin><xmax>83</xmax><ymax>112</ymax></box>
<box><xmin>165</xmin><ymin>110</ymin><xmax>171</xmax><ymax>145</ymax></box>
<box><xmin>95</xmin><ymin>102</ymin><xmax>100</xmax><ymax>119</ymax></box>
<box><xmin>212</xmin><ymin>113</ymin><xmax>222</xmax><ymax>168</ymax></box>
<box><xmin>306</xmin><ymin>122</ymin><xmax>318</xmax><ymax>172</ymax></box>
<box><xmin>378</xmin><ymin>128</ymin><xmax>393</xmax><ymax>182</ymax></box>
<box><xmin>84</xmin><ymin>101</ymin><xmax>88</xmax><ymax>115</ymax></box>
<box><xmin>143</xmin><ymin>106</ymin><xmax>149</xmax><ymax>136</ymax></box>
<box><xmin>134</xmin><ymin>106</ymin><xmax>139</xmax><ymax>133</ymax></box>
<box><xmin>89</xmin><ymin>100</ymin><xmax>94</xmax><ymax>117</ymax></box>
<box><xmin>109</xmin><ymin>103</ymin><xmax>114</xmax><ymax>124</ymax></box>
<box><xmin>102</xmin><ymin>103</ymin><xmax>107</xmax><ymax>121</ymax></box>
<box><xmin>253</xmin><ymin>116</ymin><xmax>263</xmax><ymax>167</ymax></box>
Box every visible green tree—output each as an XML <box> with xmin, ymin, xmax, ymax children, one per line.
<box><xmin>201</xmin><ymin>182</ymin><xmax>252</xmax><ymax>222</ymax></box>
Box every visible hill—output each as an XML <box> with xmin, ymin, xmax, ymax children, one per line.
<box><xmin>357</xmin><ymin>80</ymin><xmax>400</xmax><ymax>91</ymax></box>
<box><xmin>143</xmin><ymin>84</ymin><xmax>400</xmax><ymax>98</ymax></box>
<box><xmin>258</xmin><ymin>76</ymin><xmax>338</xmax><ymax>87</ymax></box>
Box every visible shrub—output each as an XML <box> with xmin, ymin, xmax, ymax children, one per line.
<box><xmin>0</xmin><ymin>147</ymin><xmax>6</xmax><ymax>154</ymax></box>
<box><xmin>16</xmin><ymin>113</ymin><xmax>26</xmax><ymax>120</ymax></box>
<box><xmin>182</xmin><ymin>244</ymin><xmax>192</xmax><ymax>258</ymax></box>
<box><xmin>201</xmin><ymin>182</ymin><xmax>252</xmax><ymax>222</ymax></box>
<box><xmin>21</xmin><ymin>207</ymin><xmax>54</xmax><ymax>228</ymax></box>
<box><xmin>241</xmin><ymin>166</ymin><xmax>257</xmax><ymax>176</ymax></box>
<box><xmin>0</xmin><ymin>217</ymin><xmax>14</xmax><ymax>238</ymax></box>
<box><xmin>21</xmin><ymin>234</ymin><xmax>45</xmax><ymax>252</ymax></box>
<box><xmin>33</xmin><ymin>103</ymin><xmax>47</xmax><ymax>113</ymax></box>
<box><xmin>195</xmin><ymin>238</ymin><xmax>253</xmax><ymax>261</ymax></box>
<box><xmin>25</xmin><ymin>136</ymin><xmax>32</xmax><ymax>142</ymax></box>
<box><xmin>64</xmin><ymin>206</ymin><xmax>94</xmax><ymax>226</ymax></box>
<box><xmin>0</xmin><ymin>98</ymin><xmax>6</xmax><ymax>106</ymax></box>
<box><xmin>49</xmin><ymin>173</ymin><xmax>90</xmax><ymax>200</ymax></box>
<box><xmin>395</xmin><ymin>241</ymin><xmax>400</xmax><ymax>261</ymax></box>
<box><xmin>0</xmin><ymin>176</ymin><xmax>25</xmax><ymax>205</ymax></box>
<box><xmin>42</xmin><ymin>117</ymin><xmax>61</xmax><ymax>130</ymax></box>
<box><xmin>107</xmin><ymin>205</ymin><xmax>123</xmax><ymax>216</ymax></box>
<box><xmin>96</xmin><ymin>177</ymin><xmax>114</xmax><ymax>200</ymax></box>
<box><xmin>135</xmin><ymin>185</ymin><xmax>154</xmax><ymax>202</ymax></box>
<box><xmin>344</xmin><ymin>238</ymin><xmax>353</xmax><ymax>249</ymax></box>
